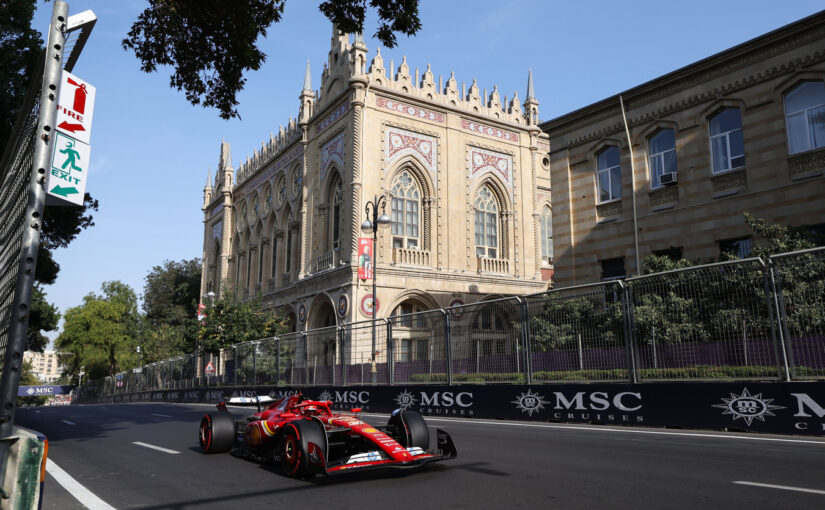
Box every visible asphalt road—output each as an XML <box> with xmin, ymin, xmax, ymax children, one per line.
<box><xmin>14</xmin><ymin>402</ymin><xmax>825</xmax><ymax>509</ymax></box>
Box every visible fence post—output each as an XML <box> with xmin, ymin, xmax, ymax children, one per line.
<box><xmin>386</xmin><ymin>319</ymin><xmax>394</xmax><ymax>386</ymax></box>
<box><xmin>766</xmin><ymin>260</ymin><xmax>793</xmax><ymax>381</ymax></box>
<box><xmin>516</xmin><ymin>297</ymin><xmax>533</xmax><ymax>385</ymax></box>
<box><xmin>339</xmin><ymin>328</ymin><xmax>346</xmax><ymax>386</ymax></box>
<box><xmin>620</xmin><ymin>281</ymin><xmax>638</xmax><ymax>383</ymax></box>
<box><xmin>275</xmin><ymin>338</ymin><xmax>281</xmax><ymax>387</ymax></box>
<box><xmin>441</xmin><ymin>309</ymin><xmax>453</xmax><ymax>385</ymax></box>
<box><xmin>303</xmin><ymin>332</ymin><xmax>309</xmax><ymax>386</ymax></box>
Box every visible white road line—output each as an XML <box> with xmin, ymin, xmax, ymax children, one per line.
<box><xmin>359</xmin><ymin>413</ymin><xmax>825</xmax><ymax>446</ymax></box>
<box><xmin>61</xmin><ymin>419</ymin><xmax>76</xmax><ymax>426</ymax></box>
<box><xmin>133</xmin><ymin>441</ymin><xmax>180</xmax><ymax>454</ymax></box>
<box><xmin>734</xmin><ymin>481</ymin><xmax>825</xmax><ymax>495</ymax></box>
<box><xmin>151</xmin><ymin>413</ymin><xmax>173</xmax><ymax>418</ymax></box>
<box><xmin>46</xmin><ymin>459</ymin><xmax>117</xmax><ymax>510</ymax></box>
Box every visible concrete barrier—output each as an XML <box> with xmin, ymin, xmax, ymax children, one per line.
<box><xmin>1</xmin><ymin>427</ymin><xmax>46</xmax><ymax>510</ymax></box>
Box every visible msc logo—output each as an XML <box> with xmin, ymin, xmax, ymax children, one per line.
<box><xmin>512</xmin><ymin>388</ymin><xmax>548</xmax><ymax>416</ymax></box>
<box><xmin>713</xmin><ymin>388</ymin><xmax>784</xmax><ymax>426</ymax></box>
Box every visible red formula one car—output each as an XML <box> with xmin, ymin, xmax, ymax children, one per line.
<box><xmin>198</xmin><ymin>393</ymin><xmax>457</xmax><ymax>478</ymax></box>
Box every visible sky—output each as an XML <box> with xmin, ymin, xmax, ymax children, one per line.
<box><xmin>28</xmin><ymin>0</ymin><xmax>824</xmax><ymax>343</ymax></box>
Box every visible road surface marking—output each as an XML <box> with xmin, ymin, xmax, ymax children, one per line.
<box><xmin>133</xmin><ymin>441</ymin><xmax>180</xmax><ymax>454</ymax></box>
<box><xmin>151</xmin><ymin>413</ymin><xmax>173</xmax><ymax>418</ymax></box>
<box><xmin>360</xmin><ymin>413</ymin><xmax>825</xmax><ymax>446</ymax></box>
<box><xmin>734</xmin><ymin>481</ymin><xmax>825</xmax><ymax>495</ymax></box>
<box><xmin>46</xmin><ymin>459</ymin><xmax>117</xmax><ymax>510</ymax></box>
<box><xmin>61</xmin><ymin>420</ymin><xmax>76</xmax><ymax>426</ymax></box>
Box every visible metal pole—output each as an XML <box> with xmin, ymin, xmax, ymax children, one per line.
<box><xmin>370</xmin><ymin>225</ymin><xmax>378</xmax><ymax>384</ymax></box>
<box><xmin>0</xmin><ymin>1</ymin><xmax>66</xmax><ymax>490</ymax></box>
<box><xmin>619</xmin><ymin>96</ymin><xmax>641</xmax><ymax>277</ymax></box>
<box><xmin>742</xmin><ymin>319</ymin><xmax>748</xmax><ymax>366</ymax></box>
<box><xmin>387</xmin><ymin>319</ymin><xmax>394</xmax><ymax>385</ymax></box>
<box><xmin>652</xmin><ymin>326</ymin><xmax>657</xmax><ymax>369</ymax></box>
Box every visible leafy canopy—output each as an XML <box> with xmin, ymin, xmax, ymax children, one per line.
<box><xmin>122</xmin><ymin>0</ymin><xmax>421</xmax><ymax>119</ymax></box>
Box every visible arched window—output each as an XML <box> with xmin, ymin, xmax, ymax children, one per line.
<box><xmin>708</xmin><ymin>108</ymin><xmax>745</xmax><ymax>172</ymax></box>
<box><xmin>391</xmin><ymin>170</ymin><xmax>421</xmax><ymax>249</ymax></box>
<box><xmin>390</xmin><ymin>299</ymin><xmax>431</xmax><ymax>361</ymax></box>
<box><xmin>474</xmin><ymin>185</ymin><xmax>499</xmax><ymax>258</ymax></box>
<box><xmin>540</xmin><ymin>206</ymin><xmax>553</xmax><ymax>264</ymax></box>
<box><xmin>283</xmin><ymin>207</ymin><xmax>293</xmax><ymax>279</ymax></box>
<box><xmin>784</xmin><ymin>81</ymin><xmax>825</xmax><ymax>154</ymax></box>
<box><xmin>331</xmin><ymin>175</ymin><xmax>343</xmax><ymax>250</ymax></box>
<box><xmin>647</xmin><ymin>129</ymin><xmax>677</xmax><ymax>188</ymax></box>
<box><xmin>257</xmin><ymin>241</ymin><xmax>264</xmax><ymax>283</ymax></box>
<box><xmin>270</xmin><ymin>228</ymin><xmax>278</xmax><ymax>281</ymax></box>
<box><xmin>596</xmin><ymin>146</ymin><xmax>621</xmax><ymax>202</ymax></box>
<box><xmin>210</xmin><ymin>240</ymin><xmax>220</xmax><ymax>292</ymax></box>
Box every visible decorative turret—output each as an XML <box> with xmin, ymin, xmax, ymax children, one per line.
<box><xmin>219</xmin><ymin>140</ymin><xmax>233</xmax><ymax>191</ymax></box>
<box><xmin>299</xmin><ymin>60</ymin><xmax>315</xmax><ymax>123</ymax></box>
<box><xmin>524</xmin><ymin>68</ymin><xmax>539</xmax><ymax>125</ymax></box>
<box><xmin>351</xmin><ymin>32</ymin><xmax>367</xmax><ymax>75</ymax></box>
<box><xmin>203</xmin><ymin>168</ymin><xmax>213</xmax><ymax>208</ymax></box>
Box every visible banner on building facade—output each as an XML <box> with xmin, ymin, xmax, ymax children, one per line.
<box><xmin>101</xmin><ymin>381</ymin><xmax>825</xmax><ymax>436</ymax></box>
<box><xmin>358</xmin><ymin>238</ymin><xmax>373</xmax><ymax>280</ymax></box>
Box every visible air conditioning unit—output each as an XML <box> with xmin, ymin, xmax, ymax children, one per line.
<box><xmin>660</xmin><ymin>172</ymin><xmax>678</xmax><ymax>185</ymax></box>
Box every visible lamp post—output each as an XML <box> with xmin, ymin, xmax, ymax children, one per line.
<box><xmin>361</xmin><ymin>195</ymin><xmax>391</xmax><ymax>384</ymax></box>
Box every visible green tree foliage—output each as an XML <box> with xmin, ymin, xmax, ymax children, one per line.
<box><xmin>141</xmin><ymin>258</ymin><xmax>202</xmax><ymax>361</ymax></box>
<box><xmin>27</xmin><ymin>284</ymin><xmax>60</xmax><ymax>352</ymax></box>
<box><xmin>198</xmin><ymin>293</ymin><xmax>287</xmax><ymax>354</ymax></box>
<box><xmin>56</xmin><ymin>281</ymin><xmax>141</xmax><ymax>381</ymax></box>
<box><xmin>0</xmin><ymin>0</ymin><xmax>43</xmax><ymax>155</ymax></box>
<box><xmin>122</xmin><ymin>0</ymin><xmax>421</xmax><ymax>119</ymax></box>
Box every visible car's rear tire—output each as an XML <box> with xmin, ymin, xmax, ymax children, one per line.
<box><xmin>199</xmin><ymin>413</ymin><xmax>234</xmax><ymax>453</ymax></box>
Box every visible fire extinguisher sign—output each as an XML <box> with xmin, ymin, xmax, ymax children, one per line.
<box><xmin>55</xmin><ymin>71</ymin><xmax>95</xmax><ymax>145</ymax></box>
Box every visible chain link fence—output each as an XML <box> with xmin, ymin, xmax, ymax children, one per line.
<box><xmin>92</xmin><ymin>247</ymin><xmax>825</xmax><ymax>397</ymax></box>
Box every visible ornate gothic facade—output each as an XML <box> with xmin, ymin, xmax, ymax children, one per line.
<box><xmin>200</xmin><ymin>28</ymin><xmax>552</xmax><ymax>331</ymax></box>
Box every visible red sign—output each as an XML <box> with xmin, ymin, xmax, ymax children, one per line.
<box><xmin>55</xmin><ymin>71</ymin><xmax>95</xmax><ymax>145</ymax></box>
<box><xmin>358</xmin><ymin>238</ymin><xmax>373</xmax><ymax>280</ymax></box>
<box><xmin>197</xmin><ymin>303</ymin><xmax>206</xmax><ymax>321</ymax></box>
<box><xmin>360</xmin><ymin>294</ymin><xmax>379</xmax><ymax>317</ymax></box>
<box><xmin>204</xmin><ymin>361</ymin><xmax>215</xmax><ymax>375</ymax></box>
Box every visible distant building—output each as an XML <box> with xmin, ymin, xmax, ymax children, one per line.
<box><xmin>23</xmin><ymin>350</ymin><xmax>62</xmax><ymax>383</ymax></box>
<box><xmin>200</xmin><ymin>26</ymin><xmax>552</xmax><ymax>334</ymax></box>
<box><xmin>542</xmin><ymin>11</ymin><xmax>825</xmax><ymax>286</ymax></box>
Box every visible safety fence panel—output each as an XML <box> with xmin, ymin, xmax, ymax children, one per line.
<box><xmin>342</xmin><ymin>320</ymin><xmax>390</xmax><ymax>385</ymax></box>
<box><xmin>447</xmin><ymin>297</ymin><xmax>526</xmax><ymax>384</ymax></box>
<box><xmin>626</xmin><ymin>258</ymin><xmax>782</xmax><ymax>381</ymax></box>
<box><xmin>771</xmin><ymin>247</ymin><xmax>825</xmax><ymax>379</ymax></box>
<box><xmin>305</xmin><ymin>327</ymin><xmax>339</xmax><ymax>385</ymax></box>
<box><xmin>525</xmin><ymin>282</ymin><xmax>630</xmax><ymax>383</ymax></box>
<box><xmin>387</xmin><ymin>308</ymin><xmax>449</xmax><ymax>384</ymax></box>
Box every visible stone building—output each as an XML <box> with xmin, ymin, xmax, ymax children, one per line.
<box><xmin>23</xmin><ymin>350</ymin><xmax>62</xmax><ymax>384</ymax></box>
<box><xmin>542</xmin><ymin>11</ymin><xmax>825</xmax><ymax>287</ymax></box>
<box><xmin>199</xmin><ymin>28</ymin><xmax>552</xmax><ymax>333</ymax></box>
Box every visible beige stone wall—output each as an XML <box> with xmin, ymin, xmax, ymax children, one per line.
<box><xmin>544</xmin><ymin>14</ymin><xmax>825</xmax><ymax>287</ymax></box>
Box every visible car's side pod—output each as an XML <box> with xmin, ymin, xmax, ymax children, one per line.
<box><xmin>435</xmin><ymin>429</ymin><xmax>458</xmax><ymax>458</ymax></box>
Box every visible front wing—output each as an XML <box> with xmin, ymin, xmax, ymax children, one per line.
<box><xmin>323</xmin><ymin>428</ymin><xmax>457</xmax><ymax>475</ymax></box>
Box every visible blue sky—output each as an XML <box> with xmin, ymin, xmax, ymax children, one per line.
<box><xmin>30</xmin><ymin>0</ymin><xmax>823</xmax><ymax>341</ymax></box>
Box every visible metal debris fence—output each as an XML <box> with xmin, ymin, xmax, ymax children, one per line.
<box><xmin>82</xmin><ymin>248</ymin><xmax>825</xmax><ymax>398</ymax></box>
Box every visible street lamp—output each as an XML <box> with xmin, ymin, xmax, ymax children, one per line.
<box><xmin>361</xmin><ymin>195</ymin><xmax>391</xmax><ymax>384</ymax></box>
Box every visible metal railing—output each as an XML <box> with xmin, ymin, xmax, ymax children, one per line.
<box><xmin>80</xmin><ymin>247</ymin><xmax>825</xmax><ymax>398</ymax></box>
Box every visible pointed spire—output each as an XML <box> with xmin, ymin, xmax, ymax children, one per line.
<box><xmin>354</xmin><ymin>31</ymin><xmax>365</xmax><ymax>45</ymax></box>
<box><xmin>205</xmin><ymin>168</ymin><xmax>213</xmax><ymax>188</ymax></box>
<box><xmin>526</xmin><ymin>68</ymin><xmax>535</xmax><ymax>99</ymax></box>
<box><xmin>302</xmin><ymin>60</ymin><xmax>312</xmax><ymax>91</ymax></box>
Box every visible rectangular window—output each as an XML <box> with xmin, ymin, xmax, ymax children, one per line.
<box><xmin>486</xmin><ymin>212</ymin><xmax>497</xmax><ymax>258</ymax></box>
<box><xmin>271</xmin><ymin>238</ymin><xmax>278</xmax><ymax>278</ymax></box>
<box><xmin>285</xmin><ymin>231</ymin><xmax>292</xmax><ymax>274</ymax></box>
<box><xmin>719</xmin><ymin>237</ymin><xmax>752</xmax><ymax>259</ymax></box>
<box><xmin>601</xmin><ymin>257</ymin><xmax>625</xmax><ymax>281</ymax></box>
<box><xmin>392</xmin><ymin>197</ymin><xmax>402</xmax><ymax>235</ymax></box>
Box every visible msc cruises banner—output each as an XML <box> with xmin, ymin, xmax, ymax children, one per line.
<box><xmin>100</xmin><ymin>382</ymin><xmax>825</xmax><ymax>436</ymax></box>
<box><xmin>19</xmin><ymin>385</ymin><xmax>74</xmax><ymax>396</ymax></box>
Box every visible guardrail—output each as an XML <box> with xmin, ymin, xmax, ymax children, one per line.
<box><xmin>78</xmin><ymin>246</ymin><xmax>825</xmax><ymax>400</ymax></box>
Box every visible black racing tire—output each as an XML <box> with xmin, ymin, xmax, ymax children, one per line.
<box><xmin>199</xmin><ymin>413</ymin><xmax>235</xmax><ymax>454</ymax></box>
<box><xmin>281</xmin><ymin>426</ymin><xmax>307</xmax><ymax>477</ymax></box>
<box><xmin>388</xmin><ymin>409</ymin><xmax>430</xmax><ymax>450</ymax></box>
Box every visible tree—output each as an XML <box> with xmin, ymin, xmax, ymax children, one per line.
<box><xmin>141</xmin><ymin>258</ymin><xmax>202</xmax><ymax>360</ymax></box>
<box><xmin>0</xmin><ymin>0</ymin><xmax>43</xmax><ymax>155</ymax></box>
<box><xmin>27</xmin><ymin>284</ymin><xmax>60</xmax><ymax>352</ymax></box>
<box><xmin>56</xmin><ymin>281</ymin><xmax>141</xmax><ymax>381</ymax></box>
<box><xmin>122</xmin><ymin>0</ymin><xmax>421</xmax><ymax>119</ymax></box>
<box><xmin>198</xmin><ymin>293</ymin><xmax>287</xmax><ymax>354</ymax></box>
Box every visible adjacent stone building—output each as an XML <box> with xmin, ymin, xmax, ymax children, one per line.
<box><xmin>542</xmin><ymin>11</ymin><xmax>825</xmax><ymax>286</ymax></box>
<box><xmin>200</xmin><ymin>28</ymin><xmax>552</xmax><ymax>332</ymax></box>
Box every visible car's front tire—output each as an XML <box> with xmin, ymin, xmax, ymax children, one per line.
<box><xmin>199</xmin><ymin>413</ymin><xmax>234</xmax><ymax>453</ymax></box>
